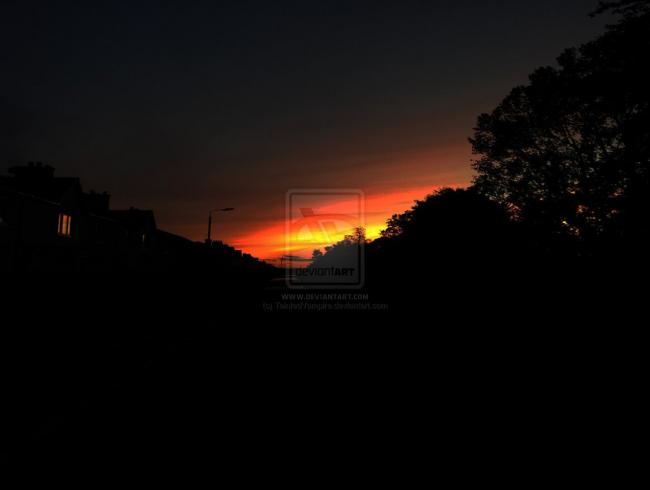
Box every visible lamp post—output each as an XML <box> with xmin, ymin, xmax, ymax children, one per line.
<box><xmin>207</xmin><ymin>207</ymin><xmax>235</xmax><ymax>244</ymax></box>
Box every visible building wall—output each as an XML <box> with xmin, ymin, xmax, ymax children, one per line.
<box><xmin>0</xmin><ymin>189</ymin><xmax>79</xmax><ymax>270</ymax></box>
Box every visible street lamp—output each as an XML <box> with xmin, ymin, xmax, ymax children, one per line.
<box><xmin>207</xmin><ymin>207</ymin><xmax>235</xmax><ymax>244</ymax></box>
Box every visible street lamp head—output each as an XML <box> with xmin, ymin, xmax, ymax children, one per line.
<box><xmin>207</xmin><ymin>207</ymin><xmax>235</xmax><ymax>243</ymax></box>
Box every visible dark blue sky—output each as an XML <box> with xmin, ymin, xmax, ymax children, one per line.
<box><xmin>0</xmin><ymin>0</ymin><xmax>611</xmax><ymax>244</ymax></box>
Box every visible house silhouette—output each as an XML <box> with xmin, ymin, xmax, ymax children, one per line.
<box><xmin>0</xmin><ymin>162</ymin><xmax>272</xmax><ymax>275</ymax></box>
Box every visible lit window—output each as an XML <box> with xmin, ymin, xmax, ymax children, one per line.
<box><xmin>58</xmin><ymin>213</ymin><xmax>72</xmax><ymax>237</ymax></box>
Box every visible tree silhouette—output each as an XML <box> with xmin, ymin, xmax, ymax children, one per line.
<box><xmin>471</xmin><ymin>3</ymin><xmax>650</xmax><ymax>251</ymax></box>
<box><xmin>591</xmin><ymin>0</ymin><xmax>650</xmax><ymax>17</ymax></box>
<box><xmin>382</xmin><ymin>188</ymin><xmax>509</xmax><ymax>240</ymax></box>
<box><xmin>375</xmin><ymin>188</ymin><xmax>517</xmax><ymax>268</ymax></box>
<box><xmin>309</xmin><ymin>227</ymin><xmax>366</xmax><ymax>269</ymax></box>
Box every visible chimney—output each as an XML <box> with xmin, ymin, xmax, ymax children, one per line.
<box><xmin>85</xmin><ymin>190</ymin><xmax>111</xmax><ymax>214</ymax></box>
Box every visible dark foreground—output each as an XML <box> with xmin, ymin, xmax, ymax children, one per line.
<box><xmin>2</xmin><ymin>257</ymin><xmax>644</xmax><ymax>470</ymax></box>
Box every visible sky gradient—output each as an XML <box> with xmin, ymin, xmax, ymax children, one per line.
<box><xmin>0</xmin><ymin>1</ymin><xmax>612</xmax><ymax>260</ymax></box>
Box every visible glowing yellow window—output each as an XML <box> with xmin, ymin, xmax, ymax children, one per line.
<box><xmin>58</xmin><ymin>213</ymin><xmax>72</xmax><ymax>237</ymax></box>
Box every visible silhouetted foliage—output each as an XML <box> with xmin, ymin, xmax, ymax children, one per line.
<box><xmin>471</xmin><ymin>4</ymin><xmax>650</xmax><ymax>255</ymax></box>
<box><xmin>309</xmin><ymin>226</ymin><xmax>366</xmax><ymax>270</ymax></box>
<box><xmin>591</xmin><ymin>0</ymin><xmax>650</xmax><ymax>17</ymax></box>
<box><xmin>309</xmin><ymin>187</ymin><xmax>528</xmax><ymax>306</ymax></box>
<box><xmin>381</xmin><ymin>187</ymin><xmax>511</xmax><ymax>243</ymax></box>
<box><xmin>370</xmin><ymin>187</ymin><xmax>521</xmax><ymax>276</ymax></box>
<box><xmin>307</xmin><ymin>3</ymin><xmax>650</xmax><ymax>308</ymax></box>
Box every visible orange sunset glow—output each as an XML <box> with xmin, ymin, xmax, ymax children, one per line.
<box><xmin>5</xmin><ymin>0</ymin><xmax>642</xmax><ymax>463</ymax></box>
<box><xmin>158</xmin><ymin>145</ymin><xmax>475</xmax><ymax>261</ymax></box>
<box><xmin>231</xmin><ymin>183</ymin><xmax>465</xmax><ymax>264</ymax></box>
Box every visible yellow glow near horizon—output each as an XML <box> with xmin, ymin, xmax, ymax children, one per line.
<box><xmin>231</xmin><ymin>183</ymin><xmax>463</xmax><ymax>264</ymax></box>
